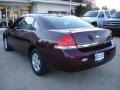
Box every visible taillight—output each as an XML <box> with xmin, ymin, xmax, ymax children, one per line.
<box><xmin>54</xmin><ymin>33</ymin><xmax>76</xmax><ymax>49</ymax></box>
<box><xmin>108</xmin><ymin>31</ymin><xmax>113</xmax><ymax>40</ymax></box>
<box><xmin>110</xmin><ymin>31</ymin><xmax>113</xmax><ymax>39</ymax></box>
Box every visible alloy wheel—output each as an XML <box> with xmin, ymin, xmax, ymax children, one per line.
<box><xmin>3</xmin><ymin>38</ymin><xmax>8</xmax><ymax>49</ymax></box>
<box><xmin>32</xmin><ymin>52</ymin><xmax>41</xmax><ymax>72</ymax></box>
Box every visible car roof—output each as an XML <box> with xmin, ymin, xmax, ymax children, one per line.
<box><xmin>114</xmin><ymin>11</ymin><xmax>120</xmax><ymax>13</ymax></box>
<box><xmin>88</xmin><ymin>10</ymin><xmax>110</xmax><ymax>12</ymax></box>
<box><xmin>22</xmin><ymin>13</ymin><xmax>67</xmax><ymax>18</ymax></box>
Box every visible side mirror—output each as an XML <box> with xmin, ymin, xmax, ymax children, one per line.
<box><xmin>8</xmin><ymin>20</ymin><xmax>14</xmax><ymax>29</ymax></box>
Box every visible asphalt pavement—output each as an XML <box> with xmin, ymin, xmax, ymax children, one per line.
<box><xmin>0</xmin><ymin>28</ymin><xmax>120</xmax><ymax>90</ymax></box>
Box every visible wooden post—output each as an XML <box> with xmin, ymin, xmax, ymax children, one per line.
<box><xmin>5</xmin><ymin>6</ymin><xmax>8</xmax><ymax>27</ymax></box>
<box><xmin>70</xmin><ymin>0</ymin><xmax>72</xmax><ymax>15</ymax></box>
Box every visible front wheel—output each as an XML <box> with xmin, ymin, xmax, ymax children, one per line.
<box><xmin>30</xmin><ymin>49</ymin><xmax>49</xmax><ymax>76</ymax></box>
<box><xmin>3</xmin><ymin>38</ymin><xmax>13</xmax><ymax>51</ymax></box>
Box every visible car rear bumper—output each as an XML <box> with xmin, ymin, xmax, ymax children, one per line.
<box><xmin>63</xmin><ymin>47</ymin><xmax>115</xmax><ymax>71</ymax></box>
<box><xmin>41</xmin><ymin>41</ymin><xmax>116</xmax><ymax>72</ymax></box>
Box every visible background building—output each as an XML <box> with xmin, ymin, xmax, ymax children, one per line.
<box><xmin>0</xmin><ymin>0</ymin><xmax>85</xmax><ymax>27</ymax></box>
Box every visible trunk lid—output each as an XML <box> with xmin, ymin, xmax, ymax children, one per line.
<box><xmin>70</xmin><ymin>28</ymin><xmax>111</xmax><ymax>47</ymax></box>
<box><xmin>49</xmin><ymin>27</ymin><xmax>112</xmax><ymax>50</ymax></box>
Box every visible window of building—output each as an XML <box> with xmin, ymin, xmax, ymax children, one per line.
<box><xmin>0</xmin><ymin>10</ymin><xmax>2</xmax><ymax>19</ymax></box>
<box><xmin>48</xmin><ymin>11</ymin><xmax>67</xmax><ymax>14</ymax></box>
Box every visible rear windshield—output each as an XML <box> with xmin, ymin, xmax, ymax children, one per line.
<box><xmin>83</xmin><ymin>11</ymin><xmax>98</xmax><ymax>17</ymax></box>
<box><xmin>41</xmin><ymin>16</ymin><xmax>93</xmax><ymax>29</ymax></box>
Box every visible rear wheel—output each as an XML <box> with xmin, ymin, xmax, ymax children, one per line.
<box><xmin>30</xmin><ymin>49</ymin><xmax>49</xmax><ymax>76</ymax></box>
<box><xmin>3</xmin><ymin>38</ymin><xmax>13</xmax><ymax>51</ymax></box>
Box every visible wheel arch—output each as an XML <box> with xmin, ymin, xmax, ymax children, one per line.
<box><xmin>3</xmin><ymin>33</ymin><xmax>6</xmax><ymax>40</ymax></box>
<box><xmin>28</xmin><ymin>45</ymin><xmax>36</xmax><ymax>58</ymax></box>
<box><xmin>91</xmin><ymin>22</ymin><xmax>97</xmax><ymax>27</ymax></box>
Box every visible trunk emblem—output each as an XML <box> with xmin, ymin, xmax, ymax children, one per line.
<box><xmin>95</xmin><ymin>35</ymin><xmax>100</xmax><ymax>38</ymax></box>
<box><xmin>81</xmin><ymin>58</ymin><xmax>88</xmax><ymax>62</ymax></box>
<box><xmin>88</xmin><ymin>35</ymin><xmax>100</xmax><ymax>41</ymax></box>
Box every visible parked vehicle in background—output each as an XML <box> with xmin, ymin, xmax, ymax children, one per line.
<box><xmin>0</xmin><ymin>18</ymin><xmax>6</xmax><ymax>27</ymax></box>
<box><xmin>3</xmin><ymin>14</ymin><xmax>116</xmax><ymax>76</ymax></box>
<box><xmin>0</xmin><ymin>18</ymin><xmax>13</xmax><ymax>28</ymax></box>
<box><xmin>103</xmin><ymin>12</ymin><xmax>120</xmax><ymax>36</ymax></box>
<box><xmin>81</xmin><ymin>10</ymin><xmax>111</xmax><ymax>27</ymax></box>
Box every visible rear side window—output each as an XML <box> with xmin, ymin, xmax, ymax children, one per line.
<box><xmin>13</xmin><ymin>17</ymin><xmax>23</xmax><ymax>29</ymax></box>
<box><xmin>41</xmin><ymin>16</ymin><xmax>93</xmax><ymax>29</ymax></box>
<box><xmin>20</xmin><ymin>17</ymin><xmax>35</xmax><ymax>30</ymax></box>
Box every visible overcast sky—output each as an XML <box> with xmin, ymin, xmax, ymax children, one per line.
<box><xmin>95</xmin><ymin>0</ymin><xmax>120</xmax><ymax>10</ymax></box>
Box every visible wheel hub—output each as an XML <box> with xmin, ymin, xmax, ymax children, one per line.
<box><xmin>4</xmin><ymin>39</ymin><xmax>8</xmax><ymax>49</ymax></box>
<box><xmin>32</xmin><ymin>53</ymin><xmax>41</xmax><ymax>71</ymax></box>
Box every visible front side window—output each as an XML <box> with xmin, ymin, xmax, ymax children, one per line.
<box><xmin>12</xmin><ymin>17</ymin><xmax>23</xmax><ymax>29</ymax></box>
<box><xmin>105</xmin><ymin>11</ymin><xmax>111</xmax><ymax>18</ymax></box>
<box><xmin>98</xmin><ymin>12</ymin><xmax>104</xmax><ymax>18</ymax></box>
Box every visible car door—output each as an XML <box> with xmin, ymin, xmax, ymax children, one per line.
<box><xmin>7</xmin><ymin>17</ymin><xmax>23</xmax><ymax>49</ymax></box>
<box><xmin>14</xmin><ymin>16</ymin><xmax>36</xmax><ymax>54</ymax></box>
<box><xmin>97</xmin><ymin>11</ymin><xmax>105</xmax><ymax>27</ymax></box>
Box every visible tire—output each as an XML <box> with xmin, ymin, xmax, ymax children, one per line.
<box><xmin>30</xmin><ymin>48</ymin><xmax>49</xmax><ymax>76</ymax></box>
<box><xmin>3</xmin><ymin>38</ymin><xmax>13</xmax><ymax>51</ymax></box>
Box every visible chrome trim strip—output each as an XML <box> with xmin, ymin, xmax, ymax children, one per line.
<box><xmin>54</xmin><ymin>40</ymin><xmax>112</xmax><ymax>49</ymax></box>
<box><xmin>77</xmin><ymin>42</ymin><xmax>99</xmax><ymax>48</ymax></box>
<box><xmin>54</xmin><ymin>46</ymin><xmax>77</xmax><ymax>49</ymax></box>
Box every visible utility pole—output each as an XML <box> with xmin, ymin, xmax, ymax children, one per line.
<box><xmin>70</xmin><ymin>0</ymin><xmax>72</xmax><ymax>15</ymax></box>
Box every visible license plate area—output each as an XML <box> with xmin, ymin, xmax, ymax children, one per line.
<box><xmin>95</xmin><ymin>52</ymin><xmax>104</xmax><ymax>62</ymax></box>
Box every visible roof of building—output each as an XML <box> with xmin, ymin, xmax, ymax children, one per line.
<box><xmin>0</xmin><ymin>0</ymin><xmax>31</xmax><ymax>3</ymax></box>
<box><xmin>32</xmin><ymin>0</ymin><xmax>85</xmax><ymax>6</ymax></box>
<box><xmin>0</xmin><ymin>0</ymin><xmax>86</xmax><ymax>6</ymax></box>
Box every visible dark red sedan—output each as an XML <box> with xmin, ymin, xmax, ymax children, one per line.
<box><xmin>3</xmin><ymin>14</ymin><xmax>116</xmax><ymax>76</ymax></box>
